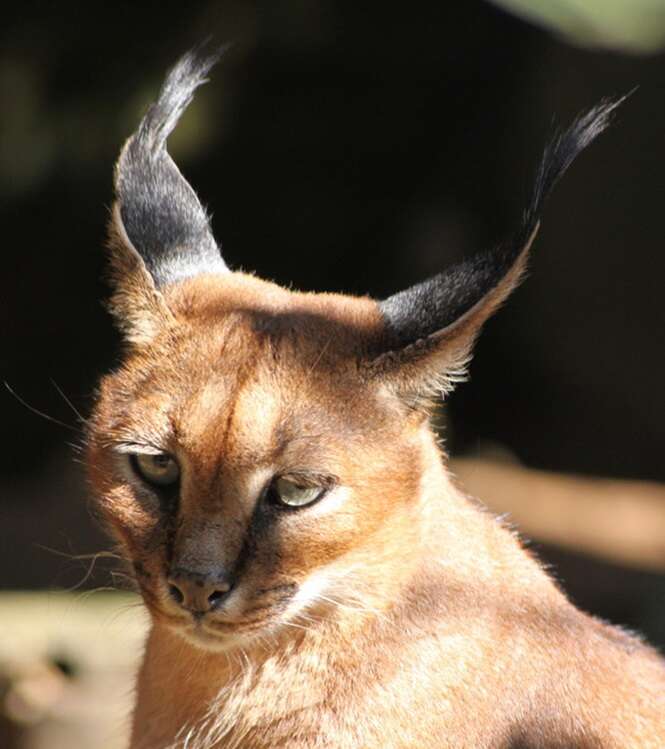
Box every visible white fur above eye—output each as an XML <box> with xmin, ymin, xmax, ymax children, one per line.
<box><xmin>308</xmin><ymin>485</ymin><xmax>350</xmax><ymax>515</ymax></box>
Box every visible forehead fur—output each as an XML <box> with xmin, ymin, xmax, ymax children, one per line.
<box><xmin>166</xmin><ymin>271</ymin><xmax>384</xmax><ymax>348</ymax></box>
<box><xmin>152</xmin><ymin>271</ymin><xmax>388</xmax><ymax>389</ymax></box>
<box><xmin>97</xmin><ymin>272</ymin><xmax>403</xmax><ymax>459</ymax></box>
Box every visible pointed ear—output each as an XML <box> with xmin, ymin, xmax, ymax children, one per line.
<box><xmin>107</xmin><ymin>46</ymin><xmax>228</xmax><ymax>343</ymax></box>
<box><xmin>368</xmin><ymin>99</ymin><xmax>624</xmax><ymax>403</ymax></box>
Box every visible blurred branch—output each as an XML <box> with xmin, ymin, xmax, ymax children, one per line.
<box><xmin>490</xmin><ymin>0</ymin><xmax>665</xmax><ymax>53</ymax></box>
<box><xmin>453</xmin><ymin>457</ymin><xmax>665</xmax><ymax>572</ymax></box>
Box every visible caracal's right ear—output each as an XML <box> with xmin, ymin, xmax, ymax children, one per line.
<box><xmin>107</xmin><ymin>46</ymin><xmax>229</xmax><ymax>346</ymax></box>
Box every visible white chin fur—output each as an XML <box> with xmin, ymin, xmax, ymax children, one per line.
<box><xmin>171</xmin><ymin>622</ymin><xmax>252</xmax><ymax>653</ymax></box>
<box><xmin>283</xmin><ymin>570</ymin><xmax>331</xmax><ymax>620</ymax></box>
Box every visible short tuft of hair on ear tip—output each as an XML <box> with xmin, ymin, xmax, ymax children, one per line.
<box><xmin>113</xmin><ymin>43</ymin><xmax>231</xmax><ymax>289</ymax></box>
<box><xmin>519</xmin><ymin>95</ymin><xmax>628</xmax><ymax>249</ymax></box>
<box><xmin>135</xmin><ymin>43</ymin><xmax>229</xmax><ymax>156</ymax></box>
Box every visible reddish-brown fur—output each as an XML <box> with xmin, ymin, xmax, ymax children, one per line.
<box><xmin>87</xmin><ymin>257</ymin><xmax>665</xmax><ymax>748</ymax></box>
<box><xmin>86</xmin><ymin>51</ymin><xmax>664</xmax><ymax>748</ymax></box>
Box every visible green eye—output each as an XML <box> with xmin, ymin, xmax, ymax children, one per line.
<box><xmin>130</xmin><ymin>453</ymin><xmax>180</xmax><ymax>487</ymax></box>
<box><xmin>271</xmin><ymin>477</ymin><xmax>326</xmax><ymax>508</ymax></box>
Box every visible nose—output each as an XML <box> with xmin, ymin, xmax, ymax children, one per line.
<box><xmin>167</xmin><ymin>567</ymin><xmax>234</xmax><ymax>615</ymax></box>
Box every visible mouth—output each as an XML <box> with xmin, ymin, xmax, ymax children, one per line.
<box><xmin>166</xmin><ymin>615</ymin><xmax>245</xmax><ymax>652</ymax></box>
<box><xmin>164</xmin><ymin>607</ymin><xmax>276</xmax><ymax>652</ymax></box>
<box><xmin>148</xmin><ymin>580</ymin><xmax>301</xmax><ymax>651</ymax></box>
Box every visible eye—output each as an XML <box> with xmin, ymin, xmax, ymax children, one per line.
<box><xmin>130</xmin><ymin>453</ymin><xmax>180</xmax><ymax>488</ymax></box>
<box><xmin>269</xmin><ymin>477</ymin><xmax>327</xmax><ymax>509</ymax></box>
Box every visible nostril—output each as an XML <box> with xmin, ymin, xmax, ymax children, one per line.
<box><xmin>207</xmin><ymin>584</ymin><xmax>232</xmax><ymax>609</ymax></box>
<box><xmin>168</xmin><ymin>583</ymin><xmax>185</xmax><ymax>605</ymax></box>
<box><xmin>167</xmin><ymin>570</ymin><xmax>233</xmax><ymax>612</ymax></box>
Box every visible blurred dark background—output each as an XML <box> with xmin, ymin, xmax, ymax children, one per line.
<box><xmin>2</xmin><ymin>1</ymin><xmax>664</xmax><ymax>647</ymax></box>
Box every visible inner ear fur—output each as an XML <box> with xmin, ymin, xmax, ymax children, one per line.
<box><xmin>106</xmin><ymin>205</ymin><xmax>176</xmax><ymax>346</ymax></box>
<box><xmin>369</xmin><ymin>98</ymin><xmax>624</xmax><ymax>402</ymax></box>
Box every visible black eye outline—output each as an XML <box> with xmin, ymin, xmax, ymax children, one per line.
<box><xmin>129</xmin><ymin>452</ymin><xmax>180</xmax><ymax>489</ymax></box>
<box><xmin>264</xmin><ymin>475</ymin><xmax>331</xmax><ymax>510</ymax></box>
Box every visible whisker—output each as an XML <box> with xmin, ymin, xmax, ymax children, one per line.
<box><xmin>34</xmin><ymin>545</ymin><xmax>123</xmax><ymax>563</ymax></box>
<box><xmin>50</xmin><ymin>378</ymin><xmax>88</xmax><ymax>425</ymax></box>
<box><xmin>5</xmin><ymin>381</ymin><xmax>78</xmax><ymax>432</ymax></box>
<box><xmin>72</xmin><ymin>586</ymin><xmax>119</xmax><ymax>608</ymax></box>
<box><xmin>66</xmin><ymin>440</ymin><xmax>85</xmax><ymax>455</ymax></box>
<box><xmin>100</xmin><ymin>601</ymin><xmax>146</xmax><ymax>629</ymax></box>
<box><xmin>65</xmin><ymin>557</ymin><xmax>107</xmax><ymax>592</ymax></box>
<box><xmin>110</xmin><ymin>570</ymin><xmax>138</xmax><ymax>591</ymax></box>
<box><xmin>280</xmin><ymin>620</ymin><xmax>311</xmax><ymax>633</ymax></box>
<box><xmin>311</xmin><ymin>590</ymin><xmax>389</xmax><ymax>623</ymax></box>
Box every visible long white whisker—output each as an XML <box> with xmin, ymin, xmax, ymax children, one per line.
<box><xmin>50</xmin><ymin>378</ymin><xmax>88</xmax><ymax>425</ymax></box>
<box><xmin>5</xmin><ymin>381</ymin><xmax>78</xmax><ymax>432</ymax></box>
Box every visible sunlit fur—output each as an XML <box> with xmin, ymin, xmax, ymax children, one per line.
<box><xmin>86</xmin><ymin>51</ymin><xmax>665</xmax><ymax>748</ymax></box>
<box><xmin>88</xmin><ymin>269</ymin><xmax>665</xmax><ymax>748</ymax></box>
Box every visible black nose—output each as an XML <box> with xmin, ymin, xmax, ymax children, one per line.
<box><xmin>167</xmin><ymin>567</ymin><xmax>233</xmax><ymax>614</ymax></box>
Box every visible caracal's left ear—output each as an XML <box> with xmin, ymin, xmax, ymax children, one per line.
<box><xmin>107</xmin><ymin>46</ymin><xmax>229</xmax><ymax>345</ymax></box>
<box><xmin>368</xmin><ymin>98</ymin><xmax>624</xmax><ymax>404</ymax></box>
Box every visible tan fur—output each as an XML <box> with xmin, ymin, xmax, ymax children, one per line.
<box><xmin>87</xmin><ymin>240</ymin><xmax>665</xmax><ymax>748</ymax></box>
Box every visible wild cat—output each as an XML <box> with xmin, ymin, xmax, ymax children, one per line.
<box><xmin>86</xmin><ymin>48</ymin><xmax>665</xmax><ymax>748</ymax></box>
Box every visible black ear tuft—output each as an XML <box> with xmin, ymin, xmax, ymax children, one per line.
<box><xmin>114</xmin><ymin>44</ymin><xmax>229</xmax><ymax>287</ymax></box>
<box><xmin>520</xmin><ymin>97</ymin><xmax>625</xmax><ymax>256</ymax></box>
<box><xmin>378</xmin><ymin>98</ymin><xmax>625</xmax><ymax>352</ymax></box>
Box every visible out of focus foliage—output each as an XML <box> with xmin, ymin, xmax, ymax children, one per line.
<box><xmin>492</xmin><ymin>0</ymin><xmax>665</xmax><ymax>53</ymax></box>
<box><xmin>0</xmin><ymin>592</ymin><xmax>145</xmax><ymax>749</ymax></box>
